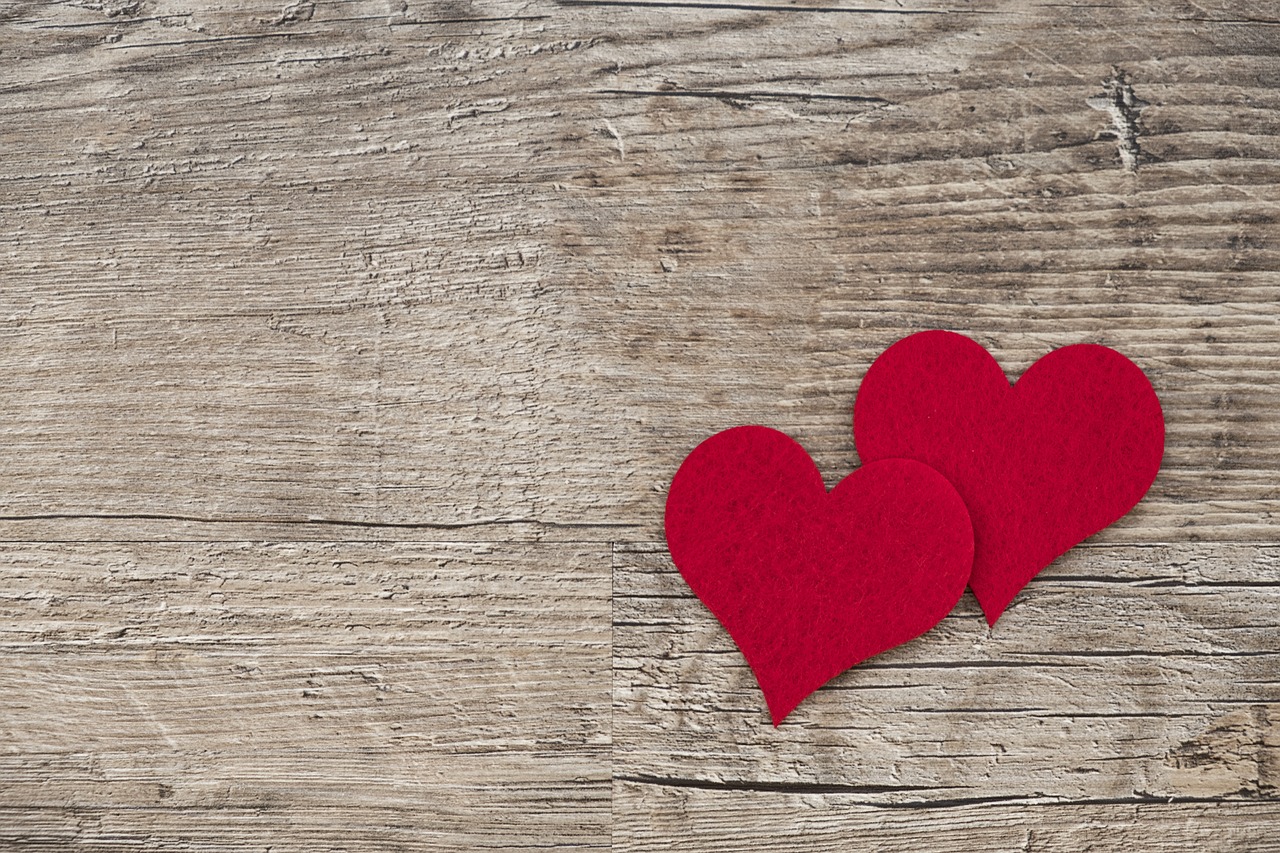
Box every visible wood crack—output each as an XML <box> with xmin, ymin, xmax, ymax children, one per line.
<box><xmin>390</xmin><ymin>15</ymin><xmax>551</xmax><ymax>26</ymax></box>
<box><xmin>104</xmin><ymin>31</ymin><xmax>320</xmax><ymax>50</ymax></box>
<box><xmin>615</xmin><ymin>776</ymin><xmax>1278</xmax><ymax>809</ymax></box>
<box><xmin>558</xmin><ymin>0</ymin><xmax>975</xmax><ymax>13</ymax></box>
<box><xmin>1087</xmin><ymin>67</ymin><xmax>1148</xmax><ymax>172</ymax></box>
<box><xmin>615</xmin><ymin>775</ymin><xmax>974</xmax><ymax>795</ymax></box>
<box><xmin>599</xmin><ymin>88</ymin><xmax>891</xmax><ymax>106</ymax></box>
<box><xmin>0</xmin><ymin>512</ymin><xmax>634</xmax><ymax>531</ymax></box>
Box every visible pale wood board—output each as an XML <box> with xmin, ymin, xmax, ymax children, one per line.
<box><xmin>0</xmin><ymin>542</ymin><xmax>611</xmax><ymax>849</ymax></box>
<box><xmin>1</xmin><ymin>0</ymin><xmax>1279</xmax><ymax>848</ymax></box>
<box><xmin>615</xmin><ymin>542</ymin><xmax>1280</xmax><ymax>849</ymax></box>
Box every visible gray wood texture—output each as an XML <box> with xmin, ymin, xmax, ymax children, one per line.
<box><xmin>1</xmin><ymin>0</ymin><xmax>1278</xmax><ymax>849</ymax></box>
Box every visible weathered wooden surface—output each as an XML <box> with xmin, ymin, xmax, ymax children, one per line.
<box><xmin>615</xmin><ymin>543</ymin><xmax>1280</xmax><ymax>848</ymax></box>
<box><xmin>2</xmin><ymin>0</ymin><xmax>1279</xmax><ymax>849</ymax></box>
<box><xmin>0</xmin><ymin>542</ymin><xmax>611</xmax><ymax>849</ymax></box>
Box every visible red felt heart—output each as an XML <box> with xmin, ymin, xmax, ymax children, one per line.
<box><xmin>854</xmin><ymin>331</ymin><xmax>1165</xmax><ymax>626</ymax></box>
<box><xmin>664</xmin><ymin>426</ymin><xmax>974</xmax><ymax>725</ymax></box>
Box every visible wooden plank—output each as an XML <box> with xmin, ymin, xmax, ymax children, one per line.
<box><xmin>0</xmin><ymin>2</ymin><xmax>1277</xmax><ymax>541</ymax></box>
<box><xmin>0</xmin><ymin>0</ymin><xmax>607</xmax><ymax>540</ymax></box>
<box><xmin>614</xmin><ymin>542</ymin><xmax>1280</xmax><ymax>805</ymax></box>
<box><xmin>0</xmin><ymin>541</ymin><xmax>611</xmax><ymax>850</ymax></box>
<box><xmin>615</xmin><ymin>782</ymin><xmax>1280</xmax><ymax>853</ymax></box>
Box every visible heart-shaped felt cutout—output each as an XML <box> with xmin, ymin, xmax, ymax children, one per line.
<box><xmin>665</xmin><ymin>426</ymin><xmax>974</xmax><ymax>725</ymax></box>
<box><xmin>854</xmin><ymin>331</ymin><xmax>1165</xmax><ymax>626</ymax></box>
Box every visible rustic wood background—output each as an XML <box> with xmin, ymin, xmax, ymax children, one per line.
<box><xmin>2</xmin><ymin>0</ymin><xmax>1278</xmax><ymax>849</ymax></box>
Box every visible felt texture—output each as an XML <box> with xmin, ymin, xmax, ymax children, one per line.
<box><xmin>664</xmin><ymin>426</ymin><xmax>974</xmax><ymax>725</ymax></box>
<box><xmin>853</xmin><ymin>331</ymin><xmax>1165</xmax><ymax>626</ymax></box>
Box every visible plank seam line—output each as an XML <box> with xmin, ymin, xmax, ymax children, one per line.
<box><xmin>0</xmin><ymin>512</ymin><xmax>634</xmax><ymax>531</ymax></box>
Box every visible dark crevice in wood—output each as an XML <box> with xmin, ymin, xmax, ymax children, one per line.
<box><xmin>615</xmin><ymin>774</ymin><xmax>975</xmax><ymax>795</ymax></box>
<box><xmin>598</xmin><ymin>88</ymin><xmax>891</xmax><ymax>106</ymax></box>
<box><xmin>390</xmin><ymin>16</ymin><xmax>551</xmax><ymax>26</ymax></box>
<box><xmin>103</xmin><ymin>31</ymin><xmax>320</xmax><ymax>51</ymax></box>
<box><xmin>908</xmin><ymin>707</ymin><xmax>1052</xmax><ymax>714</ymax></box>
<box><xmin>1173</xmin><ymin>16</ymin><xmax>1280</xmax><ymax>26</ymax></box>
<box><xmin>558</xmin><ymin>0</ymin><xmax>973</xmax><ymax>13</ymax></box>
<box><xmin>837</xmin><ymin>658</ymin><xmax>1080</xmax><ymax>671</ymax></box>
<box><xmin>0</xmin><ymin>538</ymin><xmax>622</xmax><ymax>544</ymax></box>
<box><xmin>615</xmin><ymin>776</ymin><xmax>1277</xmax><ymax>808</ymax></box>
<box><xmin>0</xmin><ymin>512</ymin><xmax>634</xmax><ymax>532</ymax></box>
<box><xmin>1073</xmin><ymin>580</ymin><xmax>1280</xmax><ymax>589</ymax></box>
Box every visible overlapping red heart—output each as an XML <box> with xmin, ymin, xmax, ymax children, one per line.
<box><xmin>665</xmin><ymin>331</ymin><xmax>1165</xmax><ymax>725</ymax></box>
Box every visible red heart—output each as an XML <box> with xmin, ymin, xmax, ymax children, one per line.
<box><xmin>664</xmin><ymin>426</ymin><xmax>974</xmax><ymax>725</ymax></box>
<box><xmin>854</xmin><ymin>331</ymin><xmax>1165</xmax><ymax>626</ymax></box>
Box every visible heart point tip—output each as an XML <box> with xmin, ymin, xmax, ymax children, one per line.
<box><xmin>976</xmin><ymin>593</ymin><xmax>1008</xmax><ymax>628</ymax></box>
<box><xmin>765</xmin><ymin>696</ymin><xmax>798</xmax><ymax>727</ymax></box>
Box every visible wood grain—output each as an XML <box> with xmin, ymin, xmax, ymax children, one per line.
<box><xmin>615</xmin><ymin>543</ymin><xmax>1280</xmax><ymax>793</ymax></box>
<box><xmin>0</xmin><ymin>541</ymin><xmax>610</xmax><ymax>850</ymax></box>
<box><xmin>616</xmin><ymin>786</ymin><xmax>1280</xmax><ymax>853</ymax></box>
<box><xmin>615</xmin><ymin>542</ymin><xmax>1280</xmax><ymax>848</ymax></box>
<box><xmin>1</xmin><ymin>0</ymin><xmax>1278</xmax><ymax>847</ymax></box>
